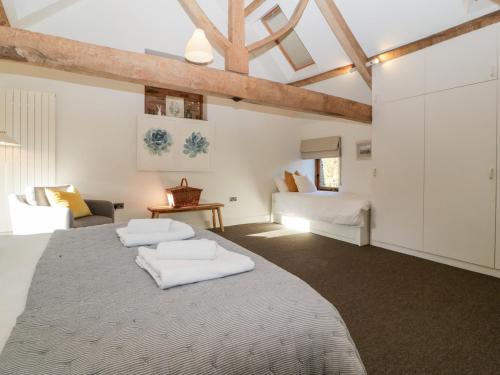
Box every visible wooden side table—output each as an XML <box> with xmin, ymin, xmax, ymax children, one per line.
<box><xmin>147</xmin><ymin>203</ymin><xmax>225</xmax><ymax>231</ymax></box>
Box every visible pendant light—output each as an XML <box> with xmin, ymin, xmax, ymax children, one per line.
<box><xmin>185</xmin><ymin>28</ymin><xmax>213</xmax><ymax>64</ymax></box>
<box><xmin>0</xmin><ymin>131</ymin><xmax>20</xmax><ymax>147</ymax></box>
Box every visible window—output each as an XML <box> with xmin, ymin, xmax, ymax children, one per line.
<box><xmin>315</xmin><ymin>158</ymin><xmax>340</xmax><ymax>191</ymax></box>
<box><xmin>261</xmin><ymin>6</ymin><xmax>315</xmax><ymax>71</ymax></box>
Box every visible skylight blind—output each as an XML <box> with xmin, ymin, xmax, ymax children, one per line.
<box><xmin>300</xmin><ymin>136</ymin><xmax>341</xmax><ymax>159</ymax></box>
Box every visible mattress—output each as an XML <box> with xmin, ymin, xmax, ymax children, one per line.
<box><xmin>272</xmin><ymin>191</ymin><xmax>371</xmax><ymax>226</ymax></box>
<box><xmin>0</xmin><ymin>224</ymin><xmax>366</xmax><ymax>375</ymax></box>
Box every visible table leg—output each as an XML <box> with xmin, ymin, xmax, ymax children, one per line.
<box><xmin>216</xmin><ymin>207</ymin><xmax>224</xmax><ymax>232</ymax></box>
<box><xmin>151</xmin><ymin>212</ymin><xmax>160</xmax><ymax>219</ymax></box>
<box><xmin>212</xmin><ymin>209</ymin><xmax>216</xmax><ymax>229</ymax></box>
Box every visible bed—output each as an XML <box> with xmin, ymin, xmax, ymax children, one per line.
<box><xmin>272</xmin><ymin>191</ymin><xmax>371</xmax><ymax>246</ymax></box>
<box><xmin>0</xmin><ymin>224</ymin><xmax>366</xmax><ymax>375</ymax></box>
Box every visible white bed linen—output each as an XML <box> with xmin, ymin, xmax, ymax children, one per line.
<box><xmin>272</xmin><ymin>191</ymin><xmax>370</xmax><ymax>226</ymax></box>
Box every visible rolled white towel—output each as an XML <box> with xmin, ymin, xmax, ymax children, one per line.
<box><xmin>154</xmin><ymin>239</ymin><xmax>217</xmax><ymax>260</ymax></box>
<box><xmin>127</xmin><ymin>218</ymin><xmax>172</xmax><ymax>234</ymax></box>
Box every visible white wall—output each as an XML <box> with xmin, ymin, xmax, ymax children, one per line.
<box><xmin>300</xmin><ymin>118</ymin><xmax>372</xmax><ymax>197</ymax></box>
<box><xmin>1</xmin><ymin>61</ymin><xmax>311</xmax><ymax>228</ymax></box>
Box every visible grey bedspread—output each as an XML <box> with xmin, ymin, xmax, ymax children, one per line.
<box><xmin>0</xmin><ymin>224</ymin><xmax>366</xmax><ymax>375</ymax></box>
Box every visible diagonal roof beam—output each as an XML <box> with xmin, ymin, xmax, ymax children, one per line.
<box><xmin>0</xmin><ymin>26</ymin><xmax>372</xmax><ymax>123</ymax></box>
<box><xmin>314</xmin><ymin>0</ymin><xmax>371</xmax><ymax>88</ymax></box>
<box><xmin>244</xmin><ymin>0</ymin><xmax>266</xmax><ymax>17</ymax></box>
<box><xmin>0</xmin><ymin>1</ymin><xmax>9</xmax><ymax>27</ymax></box>
<box><xmin>178</xmin><ymin>0</ymin><xmax>231</xmax><ymax>53</ymax></box>
<box><xmin>247</xmin><ymin>0</ymin><xmax>309</xmax><ymax>53</ymax></box>
<box><xmin>289</xmin><ymin>64</ymin><xmax>354</xmax><ymax>87</ymax></box>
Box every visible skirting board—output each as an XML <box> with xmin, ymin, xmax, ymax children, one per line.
<box><xmin>372</xmin><ymin>240</ymin><xmax>500</xmax><ymax>279</ymax></box>
<box><xmin>272</xmin><ymin>212</ymin><xmax>370</xmax><ymax>246</ymax></box>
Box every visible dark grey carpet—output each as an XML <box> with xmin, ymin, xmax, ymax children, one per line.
<box><xmin>215</xmin><ymin>223</ymin><xmax>500</xmax><ymax>375</ymax></box>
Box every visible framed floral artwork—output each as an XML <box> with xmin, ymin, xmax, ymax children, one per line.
<box><xmin>137</xmin><ymin>115</ymin><xmax>214</xmax><ymax>171</ymax></box>
<box><xmin>165</xmin><ymin>96</ymin><xmax>184</xmax><ymax>118</ymax></box>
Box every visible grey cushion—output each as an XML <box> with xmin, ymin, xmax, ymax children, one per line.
<box><xmin>72</xmin><ymin>215</ymin><xmax>113</xmax><ymax>228</ymax></box>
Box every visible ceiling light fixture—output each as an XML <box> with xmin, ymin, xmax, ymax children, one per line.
<box><xmin>185</xmin><ymin>28</ymin><xmax>213</xmax><ymax>64</ymax></box>
<box><xmin>365</xmin><ymin>57</ymin><xmax>381</xmax><ymax>67</ymax></box>
<box><xmin>0</xmin><ymin>131</ymin><xmax>20</xmax><ymax>147</ymax></box>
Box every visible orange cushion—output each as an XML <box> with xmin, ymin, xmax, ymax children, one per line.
<box><xmin>284</xmin><ymin>171</ymin><xmax>301</xmax><ymax>192</ymax></box>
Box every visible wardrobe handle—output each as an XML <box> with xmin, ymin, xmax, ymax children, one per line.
<box><xmin>489</xmin><ymin>168</ymin><xmax>495</xmax><ymax>180</ymax></box>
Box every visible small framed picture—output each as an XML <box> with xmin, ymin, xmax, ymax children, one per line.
<box><xmin>165</xmin><ymin>96</ymin><xmax>184</xmax><ymax>118</ymax></box>
<box><xmin>356</xmin><ymin>140</ymin><xmax>372</xmax><ymax>160</ymax></box>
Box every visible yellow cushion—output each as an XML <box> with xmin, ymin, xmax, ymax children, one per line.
<box><xmin>284</xmin><ymin>171</ymin><xmax>301</xmax><ymax>192</ymax></box>
<box><xmin>45</xmin><ymin>188</ymin><xmax>92</xmax><ymax>219</ymax></box>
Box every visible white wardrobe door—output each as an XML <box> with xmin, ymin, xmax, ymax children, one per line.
<box><xmin>425</xmin><ymin>25</ymin><xmax>497</xmax><ymax>94</ymax></box>
<box><xmin>372</xmin><ymin>50</ymin><xmax>425</xmax><ymax>104</ymax></box>
<box><xmin>372</xmin><ymin>96</ymin><xmax>425</xmax><ymax>250</ymax></box>
<box><xmin>497</xmin><ymin>79</ymin><xmax>500</xmax><ymax>270</ymax></box>
<box><xmin>424</xmin><ymin>81</ymin><xmax>497</xmax><ymax>268</ymax></box>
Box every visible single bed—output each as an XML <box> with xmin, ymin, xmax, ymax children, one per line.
<box><xmin>0</xmin><ymin>224</ymin><xmax>366</xmax><ymax>375</ymax></box>
<box><xmin>272</xmin><ymin>191</ymin><xmax>371</xmax><ymax>246</ymax></box>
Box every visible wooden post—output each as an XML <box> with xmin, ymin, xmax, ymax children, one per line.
<box><xmin>226</xmin><ymin>0</ymin><xmax>249</xmax><ymax>74</ymax></box>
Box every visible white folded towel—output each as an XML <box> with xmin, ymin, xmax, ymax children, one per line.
<box><xmin>116</xmin><ymin>220</ymin><xmax>195</xmax><ymax>247</ymax></box>
<box><xmin>153</xmin><ymin>239</ymin><xmax>218</xmax><ymax>260</ymax></box>
<box><xmin>127</xmin><ymin>218</ymin><xmax>173</xmax><ymax>234</ymax></box>
<box><xmin>136</xmin><ymin>245</ymin><xmax>255</xmax><ymax>289</ymax></box>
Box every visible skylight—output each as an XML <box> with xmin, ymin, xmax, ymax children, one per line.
<box><xmin>262</xmin><ymin>6</ymin><xmax>315</xmax><ymax>71</ymax></box>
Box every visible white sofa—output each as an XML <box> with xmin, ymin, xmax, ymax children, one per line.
<box><xmin>9</xmin><ymin>194</ymin><xmax>114</xmax><ymax>235</ymax></box>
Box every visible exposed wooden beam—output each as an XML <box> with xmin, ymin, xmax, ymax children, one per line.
<box><xmin>0</xmin><ymin>27</ymin><xmax>372</xmax><ymax>123</ymax></box>
<box><xmin>226</xmin><ymin>0</ymin><xmax>249</xmax><ymax>74</ymax></box>
<box><xmin>314</xmin><ymin>0</ymin><xmax>371</xmax><ymax>88</ymax></box>
<box><xmin>244</xmin><ymin>0</ymin><xmax>265</xmax><ymax>17</ymax></box>
<box><xmin>374</xmin><ymin>9</ymin><xmax>500</xmax><ymax>63</ymax></box>
<box><xmin>0</xmin><ymin>1</ymin><xmax>9</xmax><ymax>27</ymax></box>
<box><xmin>289</xmin><ymin>64</ymin><xmax>353</xmax><ymax>87</ymax></box>
<box><xmin>247</xmin><ymin>0</ymin><xmax>309</xmax><ymax>53</ymax></box>
<box><xmin>178</xmin><ymin>0</ymin><xmax>231</xmax><ymax>53</ymax></box>
<box><xmin>287</xmin><ymin>9</ymin><xmax>500</xmax><ymax>88</ymax></box>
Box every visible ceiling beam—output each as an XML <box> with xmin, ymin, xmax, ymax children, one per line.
<box><xmin>314</xmin><ymin>0</ymin><xmax>371</xmax><ymax>88</ymax></box>
<box><xmin>0</xmin><ymin>27</ymin><xmax>372</xmax><ymax>123</ymax></box>
<box><xmin>226</xmin><ymin>0</ymin><xmax>249</xmax><ymax>74</ymax></box>
<box><xmin>244</xmin><ymin>0</ymin><xmax>265</xmax><ymax>17</ymax></box>
<box><xmin>289</xmin><ymin>64</ymin><xmax>353</xmax><ymax>87</ymax></box>
<box><xmin>178</xmin><ymin>0</ymin><xmax>231</xmax><ymax>53</ymax></box>
<box><xmin>247</xmin><ymin>0</ymin><xmax>309</xmax><ymax>53</ymax></box>
<box><xmin>0</xmin><ymin>1</ymin><xmax>9</xmax><ymax>27</ymax></box>
<box><xmin>374</xmin><ymin>9</ymin><xmax>500</xmax><ymax>63</ymax></box>
<box><xmin>287</xmin><ymin>9</ymin><xmax>500</xmax><ymax>88</ymax></box>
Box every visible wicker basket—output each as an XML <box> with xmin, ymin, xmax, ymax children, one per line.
<box><xmin>165</xmin><ymin>178</ymin><xmax>202</xmax><ymax>208</ymax></box>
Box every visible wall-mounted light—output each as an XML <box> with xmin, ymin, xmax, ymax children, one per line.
<box><xmin>185</xmin><ymin>28</ymin><xmax>213</xmax><ymax>64</ymax></box>
<box><xmin>0</xmin><ymin>131</ymin><xmax>20</xmax><ymax>147</ymax></box>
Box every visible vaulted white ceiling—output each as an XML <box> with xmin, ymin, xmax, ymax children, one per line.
<box><xmin>2</xmin><ymin>0</ymin><xmax>499</xmax><ymax>105</ymax></box>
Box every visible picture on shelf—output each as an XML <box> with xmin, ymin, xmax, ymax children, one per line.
<box><xmin>165</xmin><ymin>96</ymin><xmax>185</xmax><ymax>118</ymax></box>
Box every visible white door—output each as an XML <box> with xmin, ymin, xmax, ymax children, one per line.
<box><xmin>424</xmin><ymin>81</ymin><xmax>496</xmax><ymax>267</ymax></box>
<box><xmin>372</xmin><ymin>96</ymin><xmax>425</xmax><ymax>250</ymax></box>
<box><xmin>425</xmin><ymin>25</ymin><xmax>497</xmax><ymax>94</ymax></box>
<box><xmin>373</xmin><ymin>50</ymin><xmax>426</xmax><ymax>104</ymax></box>
<box><xmin>497</xmin><ymin>79</ymin><xmax>500</xmax><ymax>270</ymax></box>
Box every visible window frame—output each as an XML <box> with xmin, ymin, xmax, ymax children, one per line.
<box><xmin>315</xmin><ymin>158</ymin><xmax>340</xmax><ymax>192</ymax></box>
<box><xmin>261</xmin><ymin>5</ymin><xmax>315</xmax><ymax>71</ymax></box>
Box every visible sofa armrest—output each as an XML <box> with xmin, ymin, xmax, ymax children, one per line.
<box><xmin>85</xmin><ymin>199</ymin><xmax>115</xmax><ymax>222</ymax></box>
<box><xmin>8</xmin><ymin>194</ymin><xmax>72</xmax><ymax>234</ymax></box>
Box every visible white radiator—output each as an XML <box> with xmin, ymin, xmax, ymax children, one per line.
<box><xmin>0</xmin><ymin>89</ymin><xmax>56</xmax><ymax>232</ymax></box>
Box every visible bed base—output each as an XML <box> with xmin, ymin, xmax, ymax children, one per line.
<box><xmin>272</xmin><ymin>211</ymin><xmax>370</xmax><ymax>246</ymax></box>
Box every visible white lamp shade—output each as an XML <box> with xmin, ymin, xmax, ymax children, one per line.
<box><xmin>185</xmin><ymin>29</ymin><xmax>213</xmax><ymax>64</ymax></box>
<box><xmin>0</xmin><ymin>131</ymin><xmax>20</xmax><ymax>147</ymax></box>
